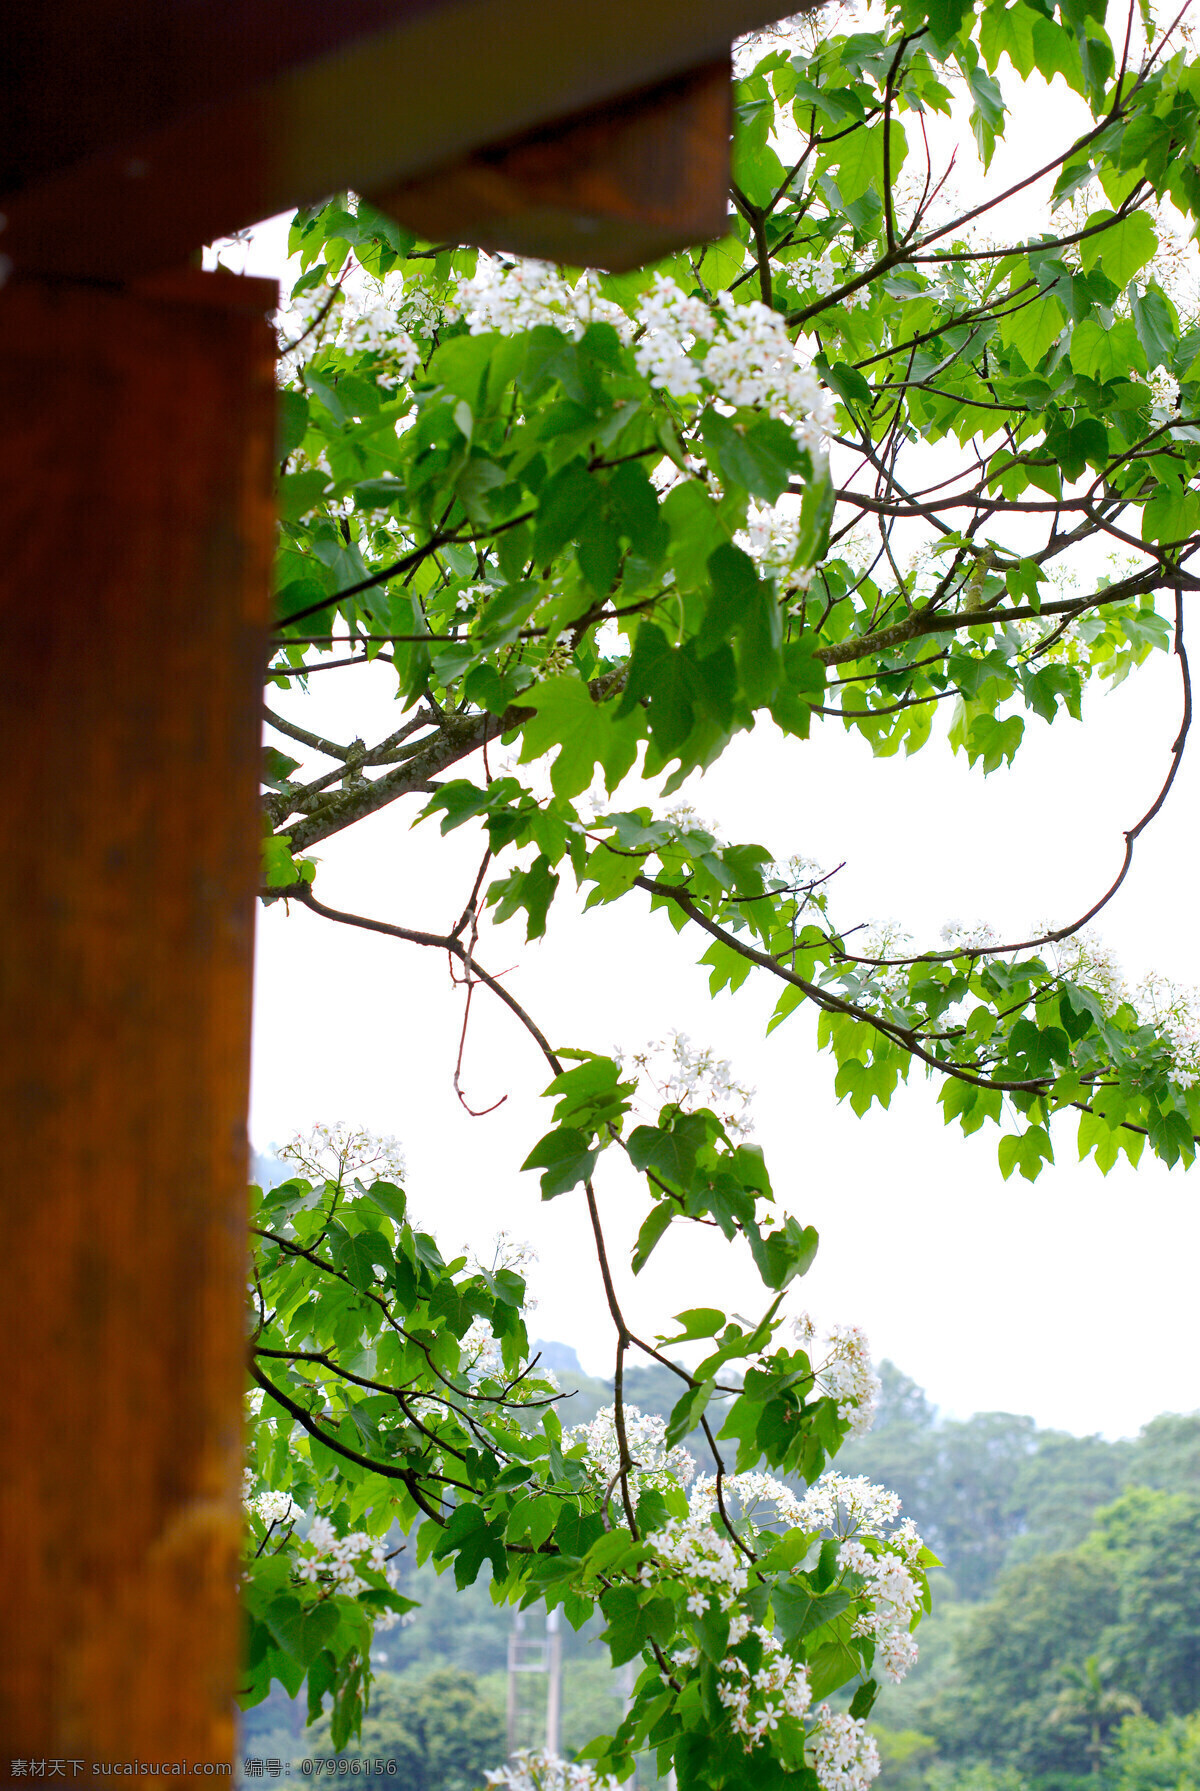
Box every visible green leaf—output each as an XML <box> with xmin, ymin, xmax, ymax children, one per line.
<box><xmin>849</xmin><ymin>1679</ymin><xmax>880</xmax><ymax>1719</ymax></box>
<box><xmin>631</xmin><ymin>1201</ymin><xmax>674</xmax><ymax>1275</ymax></box>
<box><xmin>795</xmin><ymin>460</ymin><xmax>836</xmax><ymax>569</ymax></box>
<box><xmin>821</xmin><ymin>121</ymin><xmax>907</xmax><ymax>203</ymax></box>
<box><xmin>363</xmin><ymin>1181</ymin><xmax>408</xmax><ymax>1228</ymax></box>
<box><xmin>627</xmin><ymin>1116</ymin><xmax>709</xmax><ymax>1194</ymax></box>
<box><xmin>661</xmin><ymin>479</ymin><xmax>731</xmax><ymax>594</ymax></box>
<box><xmin>262</xmin><ymin>746</ymin><xmax>302</xmax><ymax>792</ymax></box>
<box><xmin>521</xmin><ymin>1127</ymin><xmax>599</xmax><ymax>1198</ymax></box>
<box><xmin>998</xmin><ymin>1124</ymin><xmax>1054</xmax><ymax>1182</ymax></box>
<box><xmin>278</xmin><ymin>469</ymin><xmax>331</xmax><ymax>522</ymax></box>
<box><xmin>353</xmin><ymin>478</ymin><xmax>406</xmax><ymax>510</ymax></box>
<box><xmin>329</xmin><ymin>1225</ymin><xmax>392</xmax><ymax>1290</ymax></box>
<box><xmin>1043</xmin><ymin>409</ymin><xmax>1111</xmax><ymax>477</ymax></box>
<box><xmin>746</xmin><ymin>1216</ymin><xmax>819</xmax><ymax>1288</ymax></box>
<box><xmin>1142</xmin><ymin>484</ymin><xmax>1200</xmax><ymax>545</ymax></box>
<box><xmin>967</xmin><ymin>63</ymin><xmax>1006</xmax><ymax>166</ymax></box>
<box><xmin>262</xmin><ymin>832</ymin><xmax>314</xmax><ymax>890</ymax></box>
<box><xmin>665</xmin><ymin>1377</ymin><xmax>715</xmax><ymax>1446</ymax></box>
<box><xmin>533</xmin><ymin>459</ymin><xmax>602</xmax><ymax>563</ymax></box>
<box><xmin>520</xmin><ymin>676</ymin><xmax>642</xmax><ymax>799</ymax></box>
<box><xmin>616</xmin><ymin>622</ymin><xmax>694</xmax><ymax>756</ymax></box>
<box><xmin>430</xmin><ymin>1502</ymin><xmax>508</xmax><ymax>1588</ymax></box>
<box><xmin>772</xmin><ymin>1584</ymin><xmax>851</xmax><ymax>1644</ymax></box>
<box><xmin>263</xmin><ymin>1596</ymin><xmax>341</xmax><ymax>1669</ymax></box>
<box><xmin>599</xmin><ymin>1586</ymin><xmax>677</xmax><ymax>1666</ymax></box>
<box><xmin>981</xmin><ymin>2</ymin><xmax>1037</xmax><ymax>76</ymax></box>
<box><xmin>818</xmin><ymin>358</ymin><xmax>873</xmax><ymax>410</ymax></box>
<box><xmin>353</xmin><ymin>198</ymin><xmax>417</xmax><ymax>260</ymax></box>
<box><xmin>1079</xmin><ymin>210</ymin><xmax>1157</xmax><ymax>288</ymax></box>
<box><xmin>927</xmin><ymin>0</ymin><xmax>972</xmax><ymax>46</ymax></box>
<box><xmin>702</xmin><ymin>542</ymin><xmax>783</xmax><ymax>707</ymax></box>
<box><xmin>487</xmin><ymin>856</ymin><xmax>560</xmax><ymax>940</ymax></box>
<box><xmin>277</xmin><ymin>390</ymin><xmax>309</xmax><ymax>461</ymax></box>
<box><xmin>809</xmin><ymin>1637</ymin><xmax>865</xmax><ymax>1702</ymax></box>
<box><xmin>1131</xmin><ymin>283</ymin><xmax>1179</xmax><ymax>370</ymax></box>
<box><xmin>999</xmin><ymin>294</ymin><xmax>1066</xmax><ymax>370</ymax></box>
<box><xmin>701</xmin><ymin>410</ymin><xmax>803</xmax><ymax>503</ymax></box>
<box><xmin>664</xmin><ymin>1307</ymin><xmax>727</xmax><ymax>1343</ymax></box>
<box><xmin>1069</xmin><ymin>316</ymin><xmax>1146</xmax><ymax>383</ymax></box>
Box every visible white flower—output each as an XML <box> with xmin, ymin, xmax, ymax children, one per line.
<box><xmin>484</xmin><ymin>1750</ymin><xmax>618</xmax><ymax>1790</ymax></box>
<box><xmin>253</xmin><ymin>1490</ymin><xmax>299</xmax><ymax>1528</ymax></box>
<box><xmin>837</xmin><ymin>1539</ymin><xmax>872</xmax><ymax>1575</ymax></box>
<box><xmin>689</xmin><ymin>1469</ymin><xmax>807</xmax><ymax>1535</ymax></box>
<box><xmin>449</xmin><ymin>259</ymin><xmax>633</xmax><ymax>343</ymax></box>
<box><xmin>790</xmin><ymin>1319</ymin><xmax>881</xmax><ymax>1436</ymax></box>
<box><xmin>877</xmin><ymin>1629</ymin><xmax>919</xmax><ymax>1683</ymax></box>
<box><xmin>622</xmin><ymin>1029</ymin><xmax>755</xmax><ymax>1138</ymax></box>
<box><xmin>567</xmin><ymin>1404</ymin><xmax>696</xmax><ymax>1496</ymax></box>
<box><xmin>453</xmin><ymin>262</ymin><xmax>833</xmax><ymax>458</ymax></box>
<box><xmin>792</xmin><ymin>1473</ymin><xmax>903</xmax><ymax>1539</ymax></box>
<box><xmin>645</xmin><ymin>1511</ymin><xmax>750</xmax><ymax>1598</ymax></box>
<box><xmin>809</xmin><ymin>1706</ymin><xmax>881</xmax><ymax>1791</ymax></box>
<box><xmin>279</xmin><ymin>1121</ymin><xmax>406</xmax><ymax>1188</ymax></box>
<box><xmin>289</xmin><ymin>1516</ymin><xmax>400</xmax><ymax>1603</ymax></box>
<box><xmin>462</xmin><ymin>1317</ymin><xmax>507</xmax><ymax>1383</ymax></box>
<box><xmin>737</xmin><ymin>500</ymin><xmax>818</xmax><ymax>588</ymax></box>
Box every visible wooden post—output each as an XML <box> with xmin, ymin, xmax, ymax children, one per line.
<box><xmin>0</xmin><ymin>271</ymin><xmax>276</xmax><ymax>1761</ymax></box>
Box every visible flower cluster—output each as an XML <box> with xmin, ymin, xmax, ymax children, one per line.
<box><xmin>633</xmin><ymin>272</ymin><xmax>717</xmax><ymax>397</ymax></box>
<box><xmin>460</xmin><ymin>1317</ymin><xmax>558</xmax><ymax>1396</ymax></box>
<box><xmin>1053</xmin><ymin>934</ymin><xmax>1200</xmax><ymax>1090</ymax></box>
<box><xmin>252</xmin><ymin>1489</ymin><xmax>299</xmax><ymax>1530</ymax></box>
<box><xmin>484</xmin><ymin>1751</ymin><xmax>617</xmax><ymax>1791</ymax></box>
<box><xmin>1143</xmin><ymin>364</ymin><xmax>1181</xmax><ymax>423</ymax></box>
<box><xmin>939</xmin><ymin>919</ymin><xmax>1003</xmax><ymax>954</ymax></box>
<box><xmin>713</xmin><ymin>1626</ymin><xmax>814</xmax><ymax>1747</ymax></box>
<box><xmin>792</xmin><ymin>1471</ymin><xmax>903</xmax><ymax>1538</ymax></box>
<box><xmin>638</xmin><ymin>282</ymin><xmax>833</xmax><ymax>457</ymax></box>
<box><xmin>792</xmin><ymin>1315</ymin><xmax>881</xmax><ymax>1435</ymax></box>
<box><xmin>739</xmin><ymin>499</ymin><xmax>818</xmax><ymax>588</ymax></box>
<box><xmin>296</xmin><ymin>1516</ymin><xmax>403</xmax><ymax>1627</ymax></box>
<box><xmin>686</xmin><ymin>1458</ymin><xmax>924</xmax><ymax>1685</ymax></box>
<box><xmin>809</xmin><ymin>1705</ymin><xmax>882</xmax><ymax>1791</ymax></box>
<box><xmin>787</xmin><ymin>252</ymin><xmax>870</xmax><ymax>311</ymax></box>
<box><xmin>636</xmin><ymin>1457</ymin><xmax>921</xmax><ymax>1767</ymax></box>
<box><xmin>624</xmin><ymin>1028</ymin><xmax>755</xmax><ymax>1138</ymax></box>
<box><xmin>568</xmin><ymin>1404</ymin><xmax>696</xmax><ymax>1494</ymax></box>
<box><xmin>450</xmin><ymin>263</ymin><xmax>832</xmax><ymax>458</ymax></box>
<box><xmin>645</xmin><ymin>1508</ymin><xmax>750</xmax><ymax>1608</ymax></box>
<box><xmin>461</xmin><ymin>1317</ymin><xmax>508</xmax><ymax>1382</ymax></box>
<box><xmin>1139</xmin><ymin>970</ymin><xmax>1200</xmax><ymax>1090</ymax></box>
<box><xmin>279</xmin><ymin>1121</ymin><xmax>407</xmax><ymax>1188</ymax></box>
<box><xmin>689</xmin><ymin>1467</ymin><xmax>807</xmax><ymax>1536</ymax></box>
<box><xmin>449</xmin><ymin>258</ymin><xmax>633</xmax><ymax>342</ymax></box>
<box><xmin>838</xmin><ymin>1540</ymin><xmax>923</xmax><ymax>1683</ymax></box>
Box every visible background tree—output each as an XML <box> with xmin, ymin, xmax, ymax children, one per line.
<box><xmin>1049</xmin><ymin>1658</ymin><xmax>1143</xmax><ymax>1776</ymax></box>
<box><xmin>1107</xmin><ymin>1710</ymin><xmax>1200</xmax><ymax>1791</ymax></box>
<box><xmin>239</xmin><ymin>0</ymin><xmax>1200</xmax><ymax>1779</ymax></box>
<box><xmin>307</xmin><ymin>1667</ymin><xmax>505</xmax><ymax>1785</ymax></box>
<box><xmin>922</xmin><ymin>1547</ymin><xmax>1123</xmax><ymax>1773</ymax></box>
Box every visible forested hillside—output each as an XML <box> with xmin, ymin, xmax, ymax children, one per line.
<box><xmin>240</xmin><ymin>1352</ymin><xmax>1199</xmax><ymax>1790</ymax></box>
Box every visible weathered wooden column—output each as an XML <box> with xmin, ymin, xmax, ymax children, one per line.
<box><xmin>0</xmin><ymin>271</ymin><xmax>276</xmax><ymax>1759</ymax></box>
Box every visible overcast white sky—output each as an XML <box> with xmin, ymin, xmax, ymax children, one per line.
<box><xmin>234</xmin><ymin>35</ymin><xmax>1200</xmax><ymax>1441</ymax></box>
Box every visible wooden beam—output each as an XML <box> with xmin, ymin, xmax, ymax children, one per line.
<box><xmin>373</xmin><ymin>59</ymin><xmax>732</xmax><ymax>273</ymax></box>
<box><xmin>0</xmin><ymin>270</ymin><xmax>276</xmax><ymax>1761</ymax></box>
<box><xmin>1</xmin><ymin>0</ymin><xmax>796</xmax><ymax>280</ymax></box>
